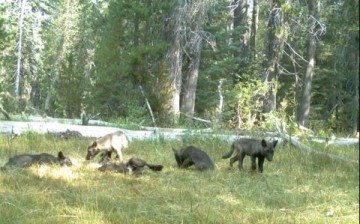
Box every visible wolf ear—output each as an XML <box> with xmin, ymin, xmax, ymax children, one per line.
<box><xmin>261</xmin><ymin>139</ymin><xmax>267</xmax><ymax>147</ymax></box>
<box><xmin>273</xmin><ymin>140</ymin><xmax>278</xmax><ymax>147</ymax></box>
<box><xmin>91</xmin><ymin>141</ymin><xmax>97</xmax><ymax>147</ymax></box>
<box><xmin>58</xmin><ymin>151</ymin><xmax>65</xmax><ymax>159</ymax></box>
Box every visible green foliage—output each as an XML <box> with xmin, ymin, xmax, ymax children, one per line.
<box><xmin>0</xmin><ymin>0</ymin><xmax>358</xmax><ymax>134</ymax></box>
<box><xmin>224</xmin><ymin>79</ymin><xmax>269</xmax><ymax>129</ymax></box>
<box><xmin>87</xmin><ymin>0</ymin><xmax>175</xmax><ymax>121</ymax></box>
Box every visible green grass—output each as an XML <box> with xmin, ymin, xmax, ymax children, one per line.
<box><xmin>0</xmin><ymin>133</ymin><xmax>358</xmax><ymax>224</ymax></box>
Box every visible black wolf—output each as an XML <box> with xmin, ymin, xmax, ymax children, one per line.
<box><xmin>172</xmin><ymin>146</ymin><xmax>215</xmax><ymax>171</ymax></box>
<box><xmin>222</xmin><ymin>139</ymin><xmax>278</xmax><ymax>173</ymax></box>
<box><xmin>86</xmin><ymin>131</ymin><xmax>129</xmax><ymax>162</ymax></box>
<box><xmin>98</xmin><ymin>157</ymin><xmax>163</xmax><ymax>176</ymax></box>
<box><xmin>1</xmin><ymin>151</ymin><xmax>72</xmax><ymax>170</ymax></box>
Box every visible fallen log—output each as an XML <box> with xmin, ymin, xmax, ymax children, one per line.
<box><xmin>276</xmin><ymin>127</ymin><xmax>358</xmax><ymax>165</ymax></box>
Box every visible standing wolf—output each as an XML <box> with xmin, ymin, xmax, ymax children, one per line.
<box><xmin>86</xmin><ymin>131</ymin><xmax>129</xmax><ymax>162</ymax></box>
<box><xmin>173</xmin><ymin>146</ymin><xmax>215</xmax><ymax>171</ymax></box>
<box><xmin>1</xmin><ymin>151</ymin><xmax>72</xmax><ymax>170</ymax></box>
<box><xmin>222</xmin><ymin>139</ymin><xmax>278</xmax><ymax>173</ymax></box>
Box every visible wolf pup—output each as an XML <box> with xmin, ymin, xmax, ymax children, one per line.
<box><xmin>1</xmin><ymin>151</ymin><xmax>72</xmax><ymax>170</ymax></box>
<box><xmin>172</xmin><ymin>146</ymin><xmax>215</xmax><ymax>171</ymax></box>
<box><xmin>86</xmin><ymin>131</ymin><xmax>129</xmax><ymax>162</ymax></box>
<box><xmin>98</xmin><ymin>157</ymin><xmax>163</xmax><ymax>176</ymax></box>
<box><xmin>222</xmin><ymin>139</ymin><xmax>278</xmax><ymax>173</ymax></box>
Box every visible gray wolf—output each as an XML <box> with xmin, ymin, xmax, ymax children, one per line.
<box><xmin>172</xmin><ymin>146</ymin><xmax>214</xmax><ymax>171</ymax></box>
<box><xmin>98</xmin><ymin>157</ymin><xmax>163</xmax><ymax>176</ymax></box>
<box><xmin>222</xmin><ymin>139</ymin><xmax>278</xmax><ymax>172</ymax></box>
<box><xmin>86</xmin><ymin>131</ymin><xmax>129</xmax><ymax>162</ymax></box>
<box><xmin>1</xmin><ymin>151</ymin><xmax>72</xmax><ymax>170</ymax></box>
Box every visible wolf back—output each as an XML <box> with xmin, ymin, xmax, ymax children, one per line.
<box><xmin>86</xmin><ymin>131</ymin><xmax>129</xmax><ymax>162</ymax></box>
<box><xmin>222</xmin><ymin>139</ymin><xmax>278</xmax><ymax>172</ymax></box>
<box><xmin>173</xmin><ymin>145</ymin><xmax>215</xmax><ymax>171</ymax></box>
<box><xmin>1</xmin><ymin>151</ymin><xmax>72</xmax><ymax>170</ymax></box>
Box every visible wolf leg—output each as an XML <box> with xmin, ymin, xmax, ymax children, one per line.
<box><xmin>229</xmin><ymin>155</ymin><xmax>238</xmax><ymax>167</ymax></box>
<box><xmin>238</xmin><ymin>152</ymin><xmax>245</xmax><ymax>170</ymax></box>
<box><xmin>250</xmin><ymin>156</ymin><xmax>257</xmax><ymax>171</ymax></box>
<box><xmin>99</xmin><ymin>151</ymin><xmax>112</xmax><ymax>163</ymax></box>
<box><xmin>114</xmin><ymin>149</ymin><xmax>123</xmax><ymax>161</ymax></box>
<box><xmin>257</xmin><ymin>157</ymin><xmax>265</xmax><ymax>173</ymax></box>
<box><xmin>180</xmin><ymin>158</ymin><xmax>194</xmax><ymax>169</ymax></box>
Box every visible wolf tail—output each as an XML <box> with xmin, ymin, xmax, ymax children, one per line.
<box><xmin>222</xmin><ymin>143</ymin><xmax>235</xmax><ymax>159</ymax></box>
<box><xmin>146</xmin><ymin>164</ymin><xmax>164</xmax><ymax>171</ymax></box>
<box><xmin>128</xmin><ymin>157</ymin><xmax>163</xmax><ymax>171</ymax></box>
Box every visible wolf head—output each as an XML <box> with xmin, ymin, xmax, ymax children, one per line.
<box><xmin>172</xmin><ymin>148</ymin><xmax>183</xmax><ymax>167</ymax></box>
<box><xmin>58</xmin><ymin>151</ymin><xmax>73</xmax><ymax>166</ymax></box>
<box><xmin>261</xmin><ymin>139</ymin><xmax>278</xmax><ymax>161</ymax></box>
<box><xmin>86</xmin><ymin>141</ymin><xmax>100</xmax><ymax>160</ymax></box>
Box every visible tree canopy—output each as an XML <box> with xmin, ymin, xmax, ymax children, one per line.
<box><xmin>0</xmin><ymin>0</ymin><xmax>358</xmax><ymax>134</ymax></box>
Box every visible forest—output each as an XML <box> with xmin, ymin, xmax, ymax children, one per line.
<box><xmin>0</xmin><ymin>0</ymin><xmax>358</xmax><ymax>135</ymax></box>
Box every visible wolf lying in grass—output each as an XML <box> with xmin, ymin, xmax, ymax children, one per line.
<box><xmin>86</xmin><ymin>131</ymin><xmax>129</xmax><ymax>162</ymax></box>
<box><xmin>222</xmin><ymin>139</ymin><xmax>278</xmax><ymax>173</ymax></box>
<box><xmin>1</xmin><ymin>151</ymin><xmax>72</xmax><ymax>170</ymax></box>
<box><xmin>98</xmin><ymin>157</ymin><xmax>163</xmax><ymax>176</ymax></box>
<box><xmin>173</xmin><ymin>146</ymin><xmax>214</xmax><ymax>171</ymax></box>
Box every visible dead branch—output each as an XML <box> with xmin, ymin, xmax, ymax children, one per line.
<box><xmin>139</xmin><ymin>85</ymin><xmax>156</xmax><ymax>127</ymax></box>
<box><xmin>0</xmin><ymin>104</ymin><xmax>11</xmax><ymax>120</ymax></box>
<box><xmin>275</xmin><ymin>122</ymin><xmax>358</xmax><ymax>164</ymax></box>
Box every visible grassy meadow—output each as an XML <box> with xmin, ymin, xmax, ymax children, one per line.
<box><xmin>0</xmin><ymin>132</ymin><xmax>358</xmax><ymax>224</ymax></box>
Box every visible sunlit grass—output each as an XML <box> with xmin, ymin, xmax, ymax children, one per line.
<box><xmin>0</xmin><ymin>133</ymin><xmax>358</xmax><ymax>223</ymax></box>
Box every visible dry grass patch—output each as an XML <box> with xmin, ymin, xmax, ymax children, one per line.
<box><xmin>0</xmin><ymin>133</ymin><xmax>358</xmax><ymax>223</ymax></box>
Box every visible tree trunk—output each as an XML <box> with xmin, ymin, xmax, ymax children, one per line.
<box><xmin>262</xmin><ymin>0</ymin><xmax>283</xmax><ymax>113</ymax></box>
<box><xmin>296</xmin><ymin>0</ymin><xmax>320</xmax><ymax>127</ymax></box>
<box><xmin>349</xmin><ymin>34</ymin><xmax>359</xmax><ymax>134</ymax></box>
<box><xmin>165</xmin><ymin>32</ymin><xmax>182</xmax><ymax>124</ymax></box>
<box><xmin>233</xmin><ymin>0</ymin><xmax>250</xmax><ymax>83</ymax></box>
<box><xmin>249</xmin><ymin>0</ymin><xmax>258</xmax><ymax>60</ymax></box>
<box><xmin>44</xmin><ymin>71</ymin><xmax>55</xmax><ymax>116</ymax></box>
<box><xmin>235</xmin><ymin>0</ymin><xmax>250</xmax><ymax>59</ymax></box>
<box><xmin>180</xmin><ymin>0</ymin><xmax>209</xmax><ymax>119</ymax></box>
<box><xmin>14</xmin><ymin>0</ymin><xmax>26</xmax><ymax>97</ymax></box>
<box><xmin>182</xmin><ymin>48</ymin><xmax>201</xmax><ymax>118</ymax></box>
<box><xmin>351</xmin><ymin>1</ymin><xmax>359</xmax><ymax>134</ymax></box>
<box><xmin>165</xmin><ymin>0</ymin><xmax>210</xmax><ymax>123</ymax></box>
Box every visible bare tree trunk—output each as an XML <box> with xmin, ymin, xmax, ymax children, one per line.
<box><xmin>14</xmin><ymin>0</ymin><xmax>26</xmax><ymax>97</ymax></box>
<box><xmin>354</xmin><ymin>50</ymin><xmax>359</xmax><ymax>134</ymax></box>
<box><xmin>165</xmin><ymin>0</ymin><xmax>212</xmax><ymax>123</ymax></box>
<box><xmin>351</xmin><ymin>1</ymin><xmax>359</xmax><ymax>134</ymax></box>
<box><xmin>235</xmin><ymin>0</ymin><xmax>250</xmax><ymax>59</ymax></box>
<box><xmin>296</xmin><ymin>0</ymin><xmax>320</xmax><ymax>127</ymax></box>
<box><xmin>249</xmin><ymin>0</ymin><xmax>258</xmax><ymax>60</ymax></box>
<box><xmin>44</xmin><ymin>71</ymin><xmax>56</xmax><ymax>116</ymax></box>
<box><xmin>262</xmin><ymin>0</ymin><xmax>283</xmax><ymax>113</ymax></box>
<box><xmin>232</xmin><ymin>0</ymin><xmax>250</xmax><ymax>83</ymax></box>
<box><xmin>351</xmin><ymin>29</ymin><xmax>359</xmax><ymax>134</ymax></box>
<box><xmin>163</xmin><ymin>1</ymin><xmax>189</xmax><ymax>124</ymax></box>
<box><xmin>217</xmin><ymin>80</ymin><xmax>224</xmax><ymax>123</ymax></box>
<box><xmin>182</xmin><ymin>48</ymin><xmax>201</xmax><ymax>118</ymax></box>
<box><xmin>165</xmin><ymin>34</ymin><xmax>182</xmax><ymax>124</ymax></box>
<box><xmin>181</xmin><ymin>0</ymin><xmax>210</xmax><ymax>119</ymax></box>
